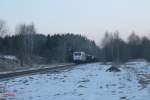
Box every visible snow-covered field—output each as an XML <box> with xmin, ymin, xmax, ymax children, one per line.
<box><xmin>1</xmin><ymin>61</ymin><xmax>150</xmax><ymax>100</ymax></box>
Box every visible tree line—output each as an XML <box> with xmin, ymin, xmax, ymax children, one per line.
<box><xmin>0</xmin><ymin>19</ymin><xmax>150</xmax><ymax>66</ymax></box>
<box><xmin>101</xmin><ymin>31</ymin><xmax>150</xmax><ymax>62</ymax></box>
<box><xmin>0</xmin><ymin>33</ymin><xmax>100</xmax><ymax>65</ymax></box>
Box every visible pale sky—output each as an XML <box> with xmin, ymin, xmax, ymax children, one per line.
<box><xmin>1</xmin><ymin>0</ymin><xmax>150</xmax><ymax>43</ymax></box>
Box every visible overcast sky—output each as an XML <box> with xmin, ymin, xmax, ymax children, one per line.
<box><xmin>1</xmin><ymin>0</ymin><xmax>150</xmax><ymax>43</ymax></box>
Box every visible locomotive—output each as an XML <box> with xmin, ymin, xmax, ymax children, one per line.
<box><xmin>73</xmin><ymin>51</ymin><xmax>97</xmax><ymax>63</ymax></box>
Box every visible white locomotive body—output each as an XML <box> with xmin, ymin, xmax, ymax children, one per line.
<box><xmin>73</xmin><ymin>51</ymin><xmax>86</xmax><ymax>63</ymax></box>
<box><xmin>73</xmin><ymin>51</ymin><xmax>97</xmax><ymax>63</ymax></box>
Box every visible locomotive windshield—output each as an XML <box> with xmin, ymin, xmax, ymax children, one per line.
<box><xmin>74</xmin><ymin>52</ymin><xmax>81</xmax><ymax>56</ymax></box>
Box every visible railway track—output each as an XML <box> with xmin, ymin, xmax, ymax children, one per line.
<box><xmin>0</xmin><ymin>63</ymin><xmax>75</xmax><ymax>80</ymax></box>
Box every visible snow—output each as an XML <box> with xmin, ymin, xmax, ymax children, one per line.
<box><xmin>0</xmin><ymin>62</ymin><xmax>150</xmax><ymax>100</ymax></box>
<box><xmin>0</xmin><ymin>55</ymin><xmax>18</xmax><ymax>61</ymax></box>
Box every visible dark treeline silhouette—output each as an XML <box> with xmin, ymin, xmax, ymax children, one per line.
<box><xmin>0</xmin><ymin>33</ymin><xmax>100</xmax><ymax>64</ymax></box>
<box><xmin>101</xmin><ymin>31</ymin><xmax>150</xmax><ymax>62</ymax></box>
<box><xmin>44</xmin><ymin>34</ymin><xmax>100</xmax><ymax>62</ymax></box>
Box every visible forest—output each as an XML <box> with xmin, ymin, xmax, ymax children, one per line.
<box><xmin>101</xmin><ymin>31</ymin><xmax>150</xmax><ymax>62</ymax></box>
<box><xmin>0</xmin><ymin>20</ymin><xmax>150</xmax><ymax>66</ymax></box>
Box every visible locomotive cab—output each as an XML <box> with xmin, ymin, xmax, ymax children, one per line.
<box><xmin>73</xmin><ymin>51</ymin><xmax>86</xmax><ymax>63</ymax></box>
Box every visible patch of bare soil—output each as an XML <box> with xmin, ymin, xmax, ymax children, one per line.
<box><xmin>106</xmin><ymin>63</ymin><xmax>121</xmax><ymax>72</ymax></box>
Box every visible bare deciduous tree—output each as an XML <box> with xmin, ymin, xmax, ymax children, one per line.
<box><xmin>0</xmin><ymin>20</ymin><xmax>7</xmax><ymax>37</ymax></box>
<box><xmin>16</xmin><ymin>23</ymin><xmax>36</xmax><ymax>66</ymax></box>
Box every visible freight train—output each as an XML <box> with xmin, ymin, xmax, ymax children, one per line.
<box><xmin>73</xmin><ymin>51</ymin><xmax>98</xmax><ymax>63</ymax></box>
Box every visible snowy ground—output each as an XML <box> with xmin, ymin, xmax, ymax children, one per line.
<box><xmin>1</xmin><ymin>61</ymin><xmax>150</xmax><ymax>100</ymax></box>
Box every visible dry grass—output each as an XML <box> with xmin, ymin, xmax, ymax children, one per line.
<box><xmin>138</xmin><ymin>75</ymin><xmax>150</xmax><ymax>88</ymax></box>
